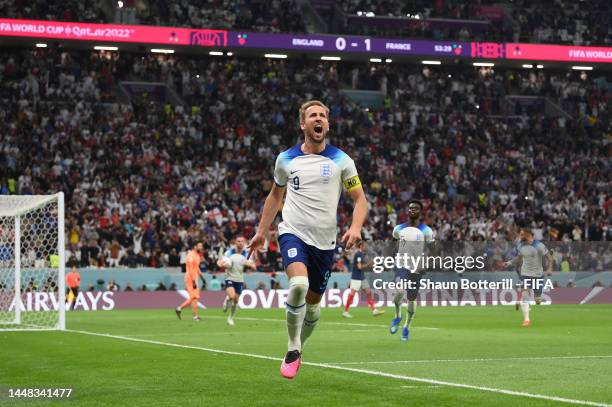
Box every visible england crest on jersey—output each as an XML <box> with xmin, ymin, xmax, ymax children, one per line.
<box><xmin>320</xmin><ymin>164</ymin><xmax>332</xmax><ymax>177</ymax></box>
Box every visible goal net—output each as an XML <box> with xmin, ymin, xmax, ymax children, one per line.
<box><xmin>0</xmin><ymin>193</ymin><xmax>65</xmax><ymax>330</ymax></box>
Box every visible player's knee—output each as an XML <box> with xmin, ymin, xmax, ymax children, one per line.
<box><xmin>287</xmin><ymin>276</ymin><xmax>309</xmax><ymax>310</ymax></box>
<box><xmin>289</xmin><ymin>275</ymin><xmax>309</xmax><ymax>291</ymax></box>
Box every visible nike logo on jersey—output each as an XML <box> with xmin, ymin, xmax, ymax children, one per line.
<box><xmin>290</xmin><ymin>170</ymin><xmax>300</xmax><ymax>174</ymax></box>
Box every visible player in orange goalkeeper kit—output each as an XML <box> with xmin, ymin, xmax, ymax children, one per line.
<box><xmin>66</xmin><ymin>265</ymin><xmax>81</xmax><ymax>310</ymax></box>
<box><xmin>175</xmin><ymin>242</ymin><xmax>204</xmax><ymax>321</ymax></box>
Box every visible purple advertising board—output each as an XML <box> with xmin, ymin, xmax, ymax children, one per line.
<box><xmin>2</xmin><ymin>19</ymin><xmax>611</xmax><ymax>63</ymax></box>
<box><xmin>6</xmin><ymin>288</ymin><xmax>612</xmax><ymax>312</ymax></box>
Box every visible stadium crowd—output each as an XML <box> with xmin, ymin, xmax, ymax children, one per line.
<box><xmin>0</xmin><ymin>47</ymin><xmax>610</xmax><ymax>274</ymax></box>
<box><xmin>337</xmin><ymin>0</ymin><xmax>611</xmax><ymax>45</ymax></box>
<box><xmin>138</xmin><ymin>0</ymin><xmax>306</xmax><ymax>32</ymax></box>
<box><xmin>1</xmin><ymin>0</ymin><xmax>610</xmax><ymax>45</ymax></box>
<box><xmin>0</xmin><ymin>0</ymin><xmax>306</xmax><ymax>33</ymax></box>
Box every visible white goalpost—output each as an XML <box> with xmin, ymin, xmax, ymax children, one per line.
<box><xmin>0</xmin><ymin>193</ymin><xmax>65</xmax><ymax>331</ymax></box>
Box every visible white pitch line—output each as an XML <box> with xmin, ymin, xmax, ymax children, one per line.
<box><xmin>66</xmin><ymin>329</ymin><xmax>611</xmax><ymax>407</ymax></box>
<box><xmin>203</xmin><ymin>315</ymin><xmax>440</xmax><ymax>330</ymax></box>
<box><xmin>332</xmin><ymin>355</ymin><xmax>612</xmax><ymax>365</ymax></box>
<box><xmin>130</xmin><ymin>328</ymin><xmax>383</xmax><ymax>337</ymax></box>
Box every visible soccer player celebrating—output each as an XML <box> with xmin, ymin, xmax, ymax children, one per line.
<box><xmin>342</xmin><ymin>241</ymin><xmax>384</xmax><ymax>318</ymax></box>
<box><xmin>505</xmin><ymin>228</ymin><xmax>553</xmax><ymax>327</ymax></box>
<box><xmin>248</xmin><ymin>100</ymin><xmax>367</xmax><ymax>379</ymax></box>
<box><xmin>390</xmin><ymin>200</ymin><xmax>434</xmax><ymax>342</ymax></box>
<box><xmin>175</xmin><ymin>242</ymin><xmax>204</xmax><ymax>321</ymax></box>
<box><xmin>218</xmin><ymin>236</ymin><xmax>256</xmax><ymax>326</ymax></box>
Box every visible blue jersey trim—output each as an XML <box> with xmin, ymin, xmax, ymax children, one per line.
<box><xmin>395</xmin><ymin>222</ymin><xmax>429</xmax><ymax>232</ymax></box>
<box><xmin>278</xmin><ymin>144</ymin><xmax>305</xmax><ymax>167</ymax></box>
<box><xmin>224</xmin><ymin>248</ymin><xmax>248</xmax><ymax>257</ymax></box>
<box><xmin>319</xmin><ymin>144</ymin><xmax>348</xmax><ymax>166</ymax></box>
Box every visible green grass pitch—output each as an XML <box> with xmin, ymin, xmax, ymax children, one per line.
<box><xmin>1</xmin><ymin>305</ymin><xmax>611</xmax><ymax>406</ymax></box>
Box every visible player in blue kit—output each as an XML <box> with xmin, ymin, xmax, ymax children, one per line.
<box><xmin>248</xmin><ymin>100</ymin><xmax>368</xmax><ymax>379</ymax></box>
<box><xmin>342</xmin><ymin>241</ymin><xmax>384</xmax><ymax>318</ymax></box>
<box><xmin>389</xmin><ymin>200</ymin><xmax>434</xmax><ymax>342</ymax></box>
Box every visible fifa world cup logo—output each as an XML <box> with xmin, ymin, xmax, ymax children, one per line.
<box><xmin>189</xmin><ymin>31</ymin><xmax>227</xmax><ymax>47</ymax></box>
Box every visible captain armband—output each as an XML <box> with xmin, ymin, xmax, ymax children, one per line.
<box><xmin>343</xmin><ymin>175</ymin><xmax>362</xmax><ymax>191</ymax></box>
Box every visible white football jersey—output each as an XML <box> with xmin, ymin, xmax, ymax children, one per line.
<box><xmin>517</xmin><ymin>240</ymin><xmax>549</xmax><ymax>277</ymax></box>
<box><xmin>392</xmin><ymin>222</ymin><xmax>434</xmax><ymax>273</ymax></box>
<box><xmin>224</xmin><ymin>248</ymin><xmax>249</xmax><ymax>283</ymax></box>
<box><xmin>274</xmin><ymin>143</ymin><xmax>361</xmax><ymax>250</ymax></box>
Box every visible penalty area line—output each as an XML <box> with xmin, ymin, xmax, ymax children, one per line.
<box><xmin>332</xmin><ymin>355</ymin><xmax>612</xmax><ymax>365</ymax></box>
<box><xmin>65</xmin><ymin>329</ymin><xmax>611</xmax><ymax>407</ymax></box>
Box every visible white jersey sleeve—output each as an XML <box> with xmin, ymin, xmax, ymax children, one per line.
<box><xmin>421</xmin><ymin>224</ymin><xmax>434</xmax><ymax>243</ymax></box>
<box><xmin>392</xmin><ymin>225</ymin><xmax>401</xmax><ymax>240</ymax></box>
<box><xmin>273</xmin><ymin>154</ymin><xmax>289</xmax><ymax>187</ymax></box>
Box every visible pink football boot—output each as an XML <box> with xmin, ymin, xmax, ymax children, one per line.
<box><xmin>280</xmin><ymin>350</ymin><xmax>302</xmax><ymax>379</ymax></box>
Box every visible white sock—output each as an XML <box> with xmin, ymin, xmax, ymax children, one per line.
<box><xmin>230</xmin><ymin>301</ymin><xmax>237</xmax><ymax>318</ymax></box>
<box><xmin>404</xmin><ymin>300</ymin><xmax>416</xmax><ymax>328</ymax></box>
<box><xmin>521</xmin><ymin>291</ymin><xmax>530</xmax><ymax>321</ymax></box>
<box><xmin>300</xmin><ymin>302</ymin><xmax>321</xmax><ymax>348</ymax></box>
<box><xmin>285</xmin><ymin>276</ymin><xmax>309</xmax><ymax>352</ymax></box>
<box><xmin>393</xmin><ymin>292</ymin><xmax>404</xmax><ymax>318</ymax></box>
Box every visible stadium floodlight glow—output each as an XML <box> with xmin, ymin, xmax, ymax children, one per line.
<box><xmin>536</xmin><ymin>64</ymin><xmax>544</xmax><ymax>69</ymax></box>
<box><xmin>422</xmin><ymin>60</ymin><xmax>441</xmax><ymax>65</ymax></box>
<box><xmin>117</xmin><ymin>0</ymin><xmax>124</xmax><ymax>7</ymax></box>
<box><xmin>473</xmin><ymin>62</ymin><xmax>494</xmax><ymax>67</ymax></box>
<box><xmin>321</xmin><ymin>56</ymin><xmax>341</xmax><ymax>61</ymax></box>
<box><xmin>151</xmin><ymin>48</ymin><xmax>175</xmax><ymax>54</ymax></box>
<box><xmin>35</xmin><ymin>43</ymin><xmax>47</xmax><ymax>48</ymax></box>
<box><xmin>522</xmin><ymin>64</ymin><xmax>533</xmax><ymax>68</ymax></box>
<box><xmin>369</xmin><ymin>58</ymin><xmax>382</xmax><ymax>63</ymax></box>
<box><xmin>209</xmin><ymin>51</ymin><xmax>224</xmax><ymax>56</ymax></box>
<box><xmin>94</xmin><ymin>46</ymin><xmax>118</xmax><ymax>51</ymax></box>
<box><xmin>385</xmin><ymin>59</ymin><xmax>392</xmax><ymax>63</ymax></box>
<box><xmin>572</xmin><ymin>66</ymin><xmax>593</xmax><ymax>70</ymax></box>
<box><xmin>264</xmin><ymin>53</ymin><xmax>288</xmax><ymax>59</ymax></box>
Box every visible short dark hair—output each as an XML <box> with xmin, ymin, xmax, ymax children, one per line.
<box><xmin>299</xmin><ymin>100</ymin><xmax>329</xmax><ymax>123</ymax></box>
<box><xmin>407</xmin><ymin>199</ymin><xmax>423</xmax><ymax>210</ymax></box>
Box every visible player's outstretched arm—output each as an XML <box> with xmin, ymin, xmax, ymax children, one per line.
<box><xmin>248</xmin><ymin>183</ymin><xmax>286</xmax><ymax>258</ymax></box>
<box><xmin>545</xmin><ymin>253</ymin><xmax>554</xmax><ymax>275</ymax></box>
<box><xmin>341</xmin><ymin>186</ymin><xmax>368</xmax><ymax>250</ymax></box>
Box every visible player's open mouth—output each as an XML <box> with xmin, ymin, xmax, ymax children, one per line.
<box><xmin>314</xmin><ymin>125</ymin><xmax>323</xmax><ymax>134</ymax></box>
